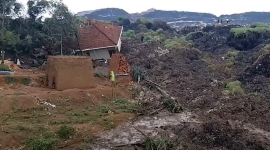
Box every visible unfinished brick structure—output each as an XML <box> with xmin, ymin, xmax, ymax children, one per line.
<box><xmin>109</xmin><ymin>53</ymin><xmax>131</xmax><ymax>74</ymax></box>
<box><xmin>46</xmin><ymin>56</ymin><xmax>94</xmax><ymax>90</ymax></box>
<box><xmin>109</xmin><ymin>54</ymin><xmax>132</xmax><ymax>85</ymax></box>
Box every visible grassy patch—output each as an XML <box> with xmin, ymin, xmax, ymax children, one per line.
<box><xmin>1</xmin><ymin>96</ymin><xmax>137</xmax><ymax>148</ymax></box>
<box><xmin>114</xmin><ymin>99</ymin><xmax>137</xmax><ymax>113</ymax></box>
<box><xmin>223</xmin><ymin>80</ymin><xmax>244</xmax><ymax>95</ymax></box>
<box><xmin>57</xmin><ymin>125</ymin><xmax>76</xmax><ymax>139</ymax></box>
<box><xmin>26</xmin><ymin>137</ymin><xmax>58</xmax><ymax>150</ymax></box>
<box><xmin>22</xmin><ymin>77</ymin><xmax>31</xmax><ymax>85</ymax></box>
<box><xmin>230</xmin><ymin>22</ymin><xmax>270</xmax><ymax>37</ymax></box>
<box><xmin>0</xmin><ymin>63</ymin><xmax>11</xmax><ymax>71</ymax></box>
<box><xmin>97</xmin><ymin>117</ymin><xmax>116</xmax><ymax>129</ymax></box>
<box><xmin>5</xmin><ymin>76</ymin><xmax>16</xmax><ymax>84</ymax></box>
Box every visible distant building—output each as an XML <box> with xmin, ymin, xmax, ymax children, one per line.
<box><xmin>76</xmin><ymin>19</ymin><xmax>123</xmax><ymax>60</ymax></box>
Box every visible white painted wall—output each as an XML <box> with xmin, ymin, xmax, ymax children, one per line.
<box><xmin>117</xmin><ymin>38</ymin><xmax>122</xmax><ymax>52</ymax></box>
<box><xmin>116</xmin><ymin>26</ymin><xmax>123</xmax><ymax>52</ymax></box>
<box><xmin>89</xmin><ymin>49</ymin><xmax>110</xmax><ymax>59</ymax></box>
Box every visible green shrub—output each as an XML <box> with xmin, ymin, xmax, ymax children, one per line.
<box><xmin>22</xmin><ymin>78</ymin><xmax>31</xmax><ymax>85</ymax></box>
<box><xmin>223</xmin><ymin>80</ymin><xmax>244</xmax><ymax>95</ymax></box>
<box><xmin>225</xmin><ymin>51</ymin><xmax>239</xmax><ymax>66</ymax></box>
<box><xmin>143</xmin><ymin>30</ymin><xmax>165</xmax><ymax>42</ymax></box>
<box><xmin>26</xmin><ymin>137</ymin><xmax>58</xmax><ymax>150</ymax></box>
<box><xmin>131</xmin><ymin>66</ymin><xmax>147</xmax><ymax>82</ymax></box>
<box><xmin>0</xmin><ymin>64</ymin><xmax>11</xmax><ymax>71</ymax></box>
<box><xmin>122</xmin><ymin>30</ymin><xmax>135</xmax><ymax>39</ymax></box>
<box><xmin>56</xmin><ymin>125</ymin><xmax>75</xmax><ymax>139</ymax></box>
<box><xmin>5</xmin><ymin>76</ymin><xmax>16</xmax><ymax>84</ymax></box>
<box><xmin>164</xmin><ymin>37</ymin><xmax>191</xmax><ymax>50</ymax></box>
<box><xmin>163</xmin><ymin>97</ymin><xmax>182</xmax><ymax>113</ymax></box>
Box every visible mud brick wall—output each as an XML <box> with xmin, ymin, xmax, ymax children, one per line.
<box><xmin>46</xmin><ymin>56</ymin><xmax>94</xmax><ymax>91</ymax></box>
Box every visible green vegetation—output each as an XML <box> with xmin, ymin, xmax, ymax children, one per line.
<box><xmin>114</xmin><ymin>99</ymin><xmax>137</xmax><ymax>112</ymax></box>
<box><xmin>1</xmin><ymin>96</ymin><xmax>137</xmax><ymax>149</ymax></box>
<box><xmin>230</xmin><ymin>22</ymin><xmax>270</xmax><ymax>37</ymax></box>
<box><xmin>251</xmin><ymin>22</ymin><xmax>270</xmax><ymax>28</ymax></box>
<box><xmin>264</xmin><ymin>44</ymin><xmax>270</xmax><ymax>50</ymax></box>
<box><xmin>131</xmin><ymin>66</ymin><xmax>147</xmax><ymax>82</ymax></box>
<box><xmin>5</xmin><ymin>76</ymin><xmax>16</xmax><ymax>84</ymax></box>
<box><xmin>225</xmin><ymin>50</ymin><xmax>239</xmax><ymax>66</ymax></box>
<box><xmin>144</xmin><ymin>29</ymin><xmax>166</xmax><ymax>42</ymax></box>
<box><xmin>164</xmin><ymin>37</ymin><xmax>192</xmax><ymax>50</ymax></box>
<box><xmin>122</xmin><ymin>30</ymin><xmax>135</xmax><ymax>39</ymax></box>
<box><xmin>139</xmin><ymin>18</ymin><xmax>153</xmax><ymax>25</ymax></box>
<box><xmin>22</xmin><ymin>78</ymin><xmax>31</xmax><ymax>85</ymax></box>
<box><xmin>26</xmin><ymin>137</ymin><xmax>58</xmax><ymax>150</ymax></box>
<box><xmin>0</xmin><ymin>0</ymin><xmax>81</xmax><ymax>56</ymax></box>
<box><xmin>163</xmin><ymin>97</ymin><xmax>183</xmax><ymax>113</ymax></box>
<box><xmin>223</xmin><ymin>80</ymin><xmax>244</xmax><ymax>95</ymax></box>
<box><xmin>123</xmin><ymin>28</ymin><xmax>166</xmax><ymax>42</ymax></box>
<box><xmin>57</xmin><ymin>125</ymin><xmax>76</xmax><ymax>139</ymax></box>
<box><xmin>0</xmin><ymin>64</ymin><xmax>11</xmax><ymax>71</ymax></box>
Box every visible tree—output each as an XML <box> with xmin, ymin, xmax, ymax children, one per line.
<box><xmin>0</xmin><ymin>0</ymin><xmax>22</xmax><ymax>56</ymax></box>
<box><xmin>0</xmin><ymin>0</ymin><xmax>81</xmax><ymax>62</ymax></box>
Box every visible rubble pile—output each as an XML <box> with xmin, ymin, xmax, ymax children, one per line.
<box><xmin>239</xmin><ymin>49</ymin><xmax>270</xmax><ymax>95</ymax></box>
<box><xmin>192</xmin><ymin>26</ymin><xmax>235</xmax><ymax>54</ymax></box>
<box><xmin>122</xmin><ymin>36</ymin><xmax>270</xmax><ymax>133</ymax></box>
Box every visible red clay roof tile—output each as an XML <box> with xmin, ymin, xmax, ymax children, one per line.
<box><xmin>78</xmin><ymin>19</ymin><xmax>122</xmax><ymax>50</ymax></box>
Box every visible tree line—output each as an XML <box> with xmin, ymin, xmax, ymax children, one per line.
<box><xmin>0</xmin><ymin>0</ymin><xmax>84</xmax><ymax>60</ymax></box>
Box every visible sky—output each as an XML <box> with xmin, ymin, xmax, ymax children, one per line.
<box><xmin>18</xmin><ymin>0</ymin><xmax>270</xmax><ymax>16</ymax></box>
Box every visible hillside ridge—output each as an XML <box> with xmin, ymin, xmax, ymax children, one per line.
<box><xmin>77</xmin><ymin>8</ymin><xmax>270</xmax><ymax>27</ymax></box>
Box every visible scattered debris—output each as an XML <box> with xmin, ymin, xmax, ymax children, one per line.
<box><xmin>34</xmin><ymin>96</ymin><xmax>56</xmax><ymax>108</ymax></box>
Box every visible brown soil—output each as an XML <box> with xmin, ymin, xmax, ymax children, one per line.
<box><xmin>0</xmin><ymin>69</ymin><xmax>134</xmax><ymax>149</ymax></box>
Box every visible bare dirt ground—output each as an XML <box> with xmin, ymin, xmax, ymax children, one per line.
<box><xmin>0</xmin><ymin>69</ymin><xmax>136</xmax><ymax>149</ymax></box>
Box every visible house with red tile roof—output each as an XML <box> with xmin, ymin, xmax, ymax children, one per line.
<box><xmin>76</xmin><ymin>19</ymin><xmax>123</xmax><ymax>60</ymax></box>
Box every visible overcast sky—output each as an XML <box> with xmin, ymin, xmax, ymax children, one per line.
<box><xmin>18</xmin><ymin>0</ymin><xmax>270</xmax><ymax>16</ymax></box>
